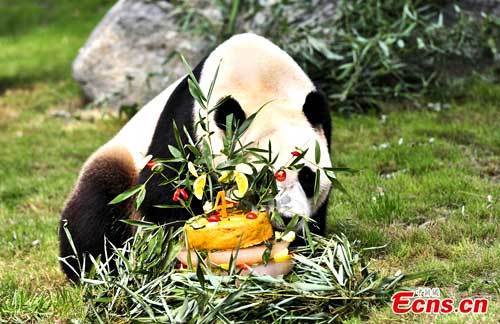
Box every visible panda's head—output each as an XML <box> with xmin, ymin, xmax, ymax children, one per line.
<box><xmin>194</xmin><ymin>33</ymin><xmax>332</xmax><ymax>230</ymax></box>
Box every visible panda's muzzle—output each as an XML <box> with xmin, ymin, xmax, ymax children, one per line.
<box><xmin>273</xmin><ymin>183</ymin><xmax>311</xmax><ymax>231</ymax></box>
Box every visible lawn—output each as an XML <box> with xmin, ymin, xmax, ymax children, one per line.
<box><xmin>0</xmin><ymin>1</ymin><xmax>498</xmax><ymax>322</ymax></box>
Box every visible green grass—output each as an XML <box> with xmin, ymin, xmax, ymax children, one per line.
<box><xmin>0</xmin><ymin>0</ymin><xmax>114</xmax><ymax>89</ymax></box>
<box><xmin>0</xmin><ymin>1</ymin><xmax>499</xmax><ymax>322</ymax></box>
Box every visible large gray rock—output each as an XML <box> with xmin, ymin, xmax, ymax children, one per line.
<box><xmin>72</xmin><ymin>0</ymin><xmax>219</xmax><ymax>109</ymax></box>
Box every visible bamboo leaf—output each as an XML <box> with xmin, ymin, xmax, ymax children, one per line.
<box><xmin>188</xmin><ymin>78</ymin><xmax>207</xmax><ymax>107</ymax></box>
<box><xmin>270</xmin><ymin>211</ymin><xmax>285</xmax><ymax>228</ymax></box>
<box><xmin>331</xmin><ymin>177</ymin><xmax>348</xmax><ymax>195</ymax></box>
<box><xmin>172</xmin><ymin>121</ymin><xmax>185</xmax><ymax>155</ymax></box>
<box><xmin>153</xmin><ymin>204</ymin><xmax>183</xmax><ymax>209</ymax></box>
<box><xmin>235</xmin><ymin>104</ymin><xmax>267</xmax><ymax>138</ymax></box>
<box><xmin>313</xmin><ymin>169</ymin><xmax>321</xmax><ymax>204</ymax></box>
<box><xmin>120</xmin><ymin>219</ymin><xmax>156</xmax><ymax>227</ymax></box>
<box><xmin>207</xmin><ymin>60</ymin><xmax>221</xmax><ymax>103</ymax></box>
<box><xmin>179</xmin><ymin>54</ymin><xmax>204</xmax><ymax>99</ymax></box>
<box><xmin>168</xmin><ymin>145</ymin><xmax>184</xmax><ymax>159</ymax></box>
<box><xmin>315</xmin><ymin>140</ymin><xmax>321</xmax><ymax>164</ymax></box>
<box><xmin>135</xmin><ymin>186</ymin><xmax>146</xmax><ymax>209</ymax></box>
<box><xmin>109</xmin><ymin>184</ymin><xmax>144</xmax><ymax>205</ymax></box>
<box><xmin>285</xmin><ymin>214</ymin><xmax>300</xmax><ymax>232</ymax></box>
<box><xmin>289</xmin><ymin>148</ymin><xmax>309</xmax><ymax>167</ymax></box>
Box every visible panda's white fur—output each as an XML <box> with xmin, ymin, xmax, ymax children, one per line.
<box><xmin>195</xmin><ymin>34</ymin><xmax>331</xmax><ymax>221</ymax></box>
<box><xmin>107</xmin><ymin>77</ymin><xmax>184</xmax><ymax>169</ymax></box>
<box><xmin>59</xmin><ymin>33</ymin><xmax>332</xmax><ymax>281</ymax></box>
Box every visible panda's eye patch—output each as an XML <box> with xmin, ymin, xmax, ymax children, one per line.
<box><xmin>214</xmin><ymin>96</ymin><xmax>246</xmax><ymax>132</ymax></box>
<box><xmin>298</xmin><ymin>166</ymin><xmax>315</xmax><ymax>198</ymax></box>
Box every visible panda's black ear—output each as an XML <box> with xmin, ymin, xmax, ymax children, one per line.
<box><xmin>303</xmin><ymin>90</ymin><xmax>332</xmax><ymax>146</ymax></box>
<box><xmin>303</xmin><ymin>91</ymin><xmax>328</xmax><ymax>128</ymax></box>
<box><xmin>214</xmin><ymin>96</ymin><xmax>246</xmax><ymax>132</ymax></box>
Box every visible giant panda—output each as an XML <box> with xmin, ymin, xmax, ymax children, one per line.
<box><xmin>59</xmin><ymin>33</ymin><xmax>332</xmax><ymax>281</ymax></box>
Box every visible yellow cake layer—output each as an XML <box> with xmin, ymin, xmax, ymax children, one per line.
<box><xmin>184</xmin><ymin>211</ymin><xmax>273</xmax><ymax>251</ymax></box>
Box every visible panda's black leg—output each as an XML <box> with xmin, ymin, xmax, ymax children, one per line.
<box><xmin>59</xmin><ymin>146</ymin><xmax>137</xmax><ymax>282</ymax></box>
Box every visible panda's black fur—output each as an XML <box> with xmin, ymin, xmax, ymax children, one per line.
<box><xmin>59</xmin><ymin>34</ymin><xmax>332</xmax><ymax>281</ymax></box>
<box><xmin>137</xmin><ymin>58</ymin><xmax>207</xmax><ymax>225</ymax></box>
<box><xmin>213</xmin><ymin>97</ymin><xmax>247</xmax><ymax>132</ymax></box>
<box><xmin>299</xmin><ymin>91</ymin><xmax>331</xmax><ymax>237</ymax></box>
<box><xmin>59</xmin><ymin>146</ymin><xmax>137</xmax><ymax>281</ymax></box>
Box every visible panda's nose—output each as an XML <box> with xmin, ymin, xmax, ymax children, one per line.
<box><xmin>277</xmin><ymin>193</ymin><xmax>291</xmax><ymax>205</ymax></box>
<box><xmin>275</xmin><ymin>189</ymin><xmax>293</xmax><ymax>218</ymax></box>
